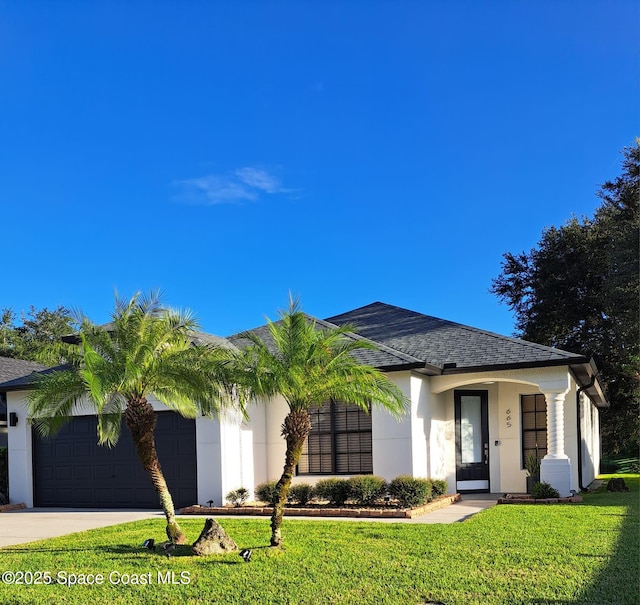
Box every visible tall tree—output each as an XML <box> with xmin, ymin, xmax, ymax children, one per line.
<box><xmin>28</xmin><ymin>291</ymin><xmax>240</xmax><ymax>543</ymax></box>
<box><xmin>232</xmin><ymin>298</ymin><xmax>408</xmax><ymax>547</ymax></box>
<box><xmin>491</xmin><ymin>142</ymin><xmax>640</xmax><ymax>454</ymax></box>
<box><xmin>0</xmin><ymin>305</ymin><xmax>76</xmax><ymax>365</ymax></box>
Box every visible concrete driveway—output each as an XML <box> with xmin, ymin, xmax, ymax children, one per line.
<box><xmin>0</xmin><ymin>496</ymin><xmax>497</xmax><ymax>547</ymax></box>
<box><xmin>0</xmin><ymin>508</ymin><xmax>163</xmax><ymax>548</ymax></box>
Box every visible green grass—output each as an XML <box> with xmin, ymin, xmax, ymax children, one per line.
<box><xmin>1</xmin><ymin>475</ymin><xmax>638</xmax><ymax>605</ymax></box>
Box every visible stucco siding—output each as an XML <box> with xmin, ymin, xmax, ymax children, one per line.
<box><xmin>371</xmin><ymin>371</ymin><xmax>413</xmax><ymax>480</ymax></box>
<box><xmin>580</xmin><ymin>394</ymin><xmax>600</xmax><ymax>488</ymax></box>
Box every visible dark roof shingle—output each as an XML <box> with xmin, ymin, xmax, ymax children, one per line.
<box><xmin>0</xmin><ymin>356</ymin><xmax>48</xmax><ymax>385</ymax></box>
<box><xmin>228</xmin><ymin>314</ymin><xmax>424</xmax><ymax>370</ymax></box>
<box><xmin>325</xmin><ymin>302</ymin><xmax>586</xmax><ymax>370</ymax></box>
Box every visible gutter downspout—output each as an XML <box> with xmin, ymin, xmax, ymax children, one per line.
<box><xmin>576</xmin><ymin>374</ymin><xmax>597</xmax><ymax>491</ymax></box>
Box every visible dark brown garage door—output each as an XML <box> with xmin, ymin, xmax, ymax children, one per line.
<box><xmin>33</xmin><ymin>412</ymin><xmax>197</xmax><ymax>508</ymax></box>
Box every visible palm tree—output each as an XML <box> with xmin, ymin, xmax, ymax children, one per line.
<box><xmin>28</xmin><ymin>291</ymin><xmax>239</xmax><ymax>544</ymax></box>
<box><xmin>233</xmin><ymin>298</ymin><xmax>408</xmax><ymax>547</ymax></box>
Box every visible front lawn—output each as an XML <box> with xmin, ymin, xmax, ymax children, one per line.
<box><xmin>1</xmin><ymin>475</ymin><xmax>637</xmax><ymax>605</ymax></box>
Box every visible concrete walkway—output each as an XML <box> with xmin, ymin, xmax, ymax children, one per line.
<box><xmin>0</xmin><ymin>495</ymin><xmax>498</xmax><ymax>547</ymax></box>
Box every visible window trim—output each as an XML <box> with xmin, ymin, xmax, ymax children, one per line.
<box><xmin>520</xmin><ymin>393</ymin><xmax>548</xmax><ymax>470</ymax></box>
<box><xmin>297</xmin><ymin>400</ymin><xmax>373</xmax><ymax>476</ymax></box>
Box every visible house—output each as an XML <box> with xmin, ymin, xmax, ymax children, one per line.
<box><xmin>0</xmin><ymin>357</ymin><xmax>47</xmax><ymax>448</ymax></box>
<box><xmin>0</xmin><ymin>302</ymin><xmax>606</xmax><ymax>508</ymax></box>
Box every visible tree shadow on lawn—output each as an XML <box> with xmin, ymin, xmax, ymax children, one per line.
<box><xmin>3</xmin><ymin>542</ymin><xmax>272</xmax><ymax>565</ymax></box>
<box><xmin>526</xmin><ymin>476</ymin><xmax>639</xmax><ymax>605</ymax></box>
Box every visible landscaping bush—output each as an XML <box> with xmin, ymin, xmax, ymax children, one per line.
<box><xmin>431</xmin><ymin>479</ymin><xmax>448</xmax><ymax>497</ymax></box>
<box><xmin>314</xmin><ymin>478</ymin><xmax>351</xmax><ymax>505</ymax></box>
<box><xmin>288</xmin><ymin>483</ymin><xmax>314</xmax><ymax>505</ymax></box>
<box><xmin>226</xmin><ymin>487</ymin><xmax>250</xmax><ymax>507</ymax></box>
<box><xmin>388</xmin><ymin>475</ymin><xmax>432</xmax><ymax>507</ymax></box>
<box><xmin>255</xmin><ymin>480</ymin><xmax>279</xmax><ymax>505</ymax></box>
<box><xmin>532</xmin><ymin>481</ymin><xmax>561</xmax><ymax>499</ymax></box>
<box><xmin>348</xmin><ymin>475</ymin><xmax>387</xmax><ymax>506</ymax></box>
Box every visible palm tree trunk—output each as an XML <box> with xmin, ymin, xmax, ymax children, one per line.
<box><xmin>270</xmin><ymin>409</ymin><xmax>312</xmax><ymax>547</ymax></box>
<box><xmin>124</xmin><ymin>396</ymin><xmax>186</xmax><ymax>544</ymax></box>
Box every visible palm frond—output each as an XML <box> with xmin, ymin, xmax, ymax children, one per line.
<box><xmin>28</xmin><ymin>368</ymin><xmax>87</xmax><ymax>437</ymax></box>
<box><xmin>27</xmin><ymin>291</ymin><xmax>242</xmax><ymax>447</ymax></box>
<box><xmin>227</xmin><ymin>299</ymin><xmax>409</xmax><ymax>417</ymax></box>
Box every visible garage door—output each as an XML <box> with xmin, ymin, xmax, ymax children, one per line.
<box><xmin>33</xmin><ymin>412</ymin><xmax>197</xmax><ymax>509</ymax></box>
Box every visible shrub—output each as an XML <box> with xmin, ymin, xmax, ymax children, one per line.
<box><xmin>314</xmin><ymin>478</ymin><xmax>351</xmax><ymax>505</ymax></box>
<box><xmin>532</xmin><ymin>481</ymin><xmax>561</xmax><ymax>499</ymax></box>
<box><xmin>431</xmin><ymin>479</ymin><xmax>448</xmax><ymax>497</ymax></box>
<box><xmin>524</xmin><ymin>450</ymin><xmax>541</xmax><ymax>477</ymax></box>
<box><xmin>226</xmin><ymin>487</ymin><xmax>250</xmax><ymax>507</ymax></box>
<box><xmin>348</xmin><ymin>475</ymin><xmax>387</xmax><ymax>506</ymax></box>
<box><xmin>255</xmin><ymin>480</ymin><xmax>279</xmax><ymax>505</ymax></box>
<box><xmin>388</xmin><ymin>475</ymin><xmax>432</xmax><ymax>507</ymax></box>
<box><xmin>288</xmin><ymin>483</ymin><xmax>314</xmax><ymax>505</ymax></box>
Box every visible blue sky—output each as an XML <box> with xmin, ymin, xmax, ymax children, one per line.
<box><xmin>1</xmin><ymin>1</ymin><xmax>637</xmax><ymax>340</ymax></box>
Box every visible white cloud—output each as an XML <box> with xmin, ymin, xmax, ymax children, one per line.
<box><xmin>174</xmin><ymin>166</ymin><xmax>293</xmax><ymax>206</ymax></box>
<box><xmin>235</xmin><ymin>167</ymin><xmax>283</xmax><ymax>193</ymax></box>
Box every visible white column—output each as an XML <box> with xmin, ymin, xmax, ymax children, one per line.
<box><xmin>540</xmin><ymin>388</ymin><xmax>572</xmax><ymax>496</ymax></box>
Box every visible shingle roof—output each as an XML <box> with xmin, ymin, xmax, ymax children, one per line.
<box><xmin>0</xmin><ymin>329</ymin><xmax>235</xmax><ymax>393</ymax></box>
<box><xmin>325</xmin><ymin>302</ymin><xmax>587</xmax><ymax>371</ymax></box>
<box><xmin>229</xmin><ymin>314</ymin><xmax>423</xmax><ymax>370</ymax></box>
<box><xmin>0</xmin><ymin>356</ymin><xmax>48</xmax><ymax>385</ymax></box>
<box><xmin>62</xmin><ymin>325</ymin><xmax>236</xmax><ymax>351</ymax></box>
<box><xmin>190</xmin><ymin>331</ymin><xmax>237</xmax><ymax>350</ymax></box>
<box><xmin>0</xmin><ymin>363</ymin><xmax>62</xmax><ymax>392</ymax></box>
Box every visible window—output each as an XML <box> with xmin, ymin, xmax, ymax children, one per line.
<box><xmin>297</xmin><ymin>400</ymin><xmax>373</xmax><ymax>475</ymax></box>
<box><xmin>521</xmin><ymin>394</ymin><xmax>547</xmax><ymax>468</ymax></box>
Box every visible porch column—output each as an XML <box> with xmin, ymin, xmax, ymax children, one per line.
<box><xmin>540</xmin><ymin>388</ymin><xmax>572</xmax><ymax>496</ymax></box>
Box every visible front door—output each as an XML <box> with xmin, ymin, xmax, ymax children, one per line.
<box><xmin>455</xmin><ymin>390</ymin><xmax>489</xmax><ymax>492</ymax></box>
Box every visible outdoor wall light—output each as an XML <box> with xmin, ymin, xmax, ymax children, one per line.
<box><xmin>9</xmin><ymin>412</ymin><xmax>18</xmax><ymax>427</ymax></box>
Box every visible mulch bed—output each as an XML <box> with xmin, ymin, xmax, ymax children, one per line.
<box><xmin>0</xmin><ymin>503</ymin><xmax>26</xmax><ymax>512</ymax></box>
<box><xmin>180</xmin><ymin>494</ymin><xmax>461</xmax><ymax>519</ymax></box>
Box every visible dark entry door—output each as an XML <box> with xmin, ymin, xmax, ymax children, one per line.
<box><xmin>455</xmin><ymin>390</ymin><xmax>489</xmax><ymax>492</ymax></box>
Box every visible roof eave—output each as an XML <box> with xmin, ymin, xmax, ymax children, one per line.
<box><xmin>439</xmin><ymin>356</ymin><xmax>592</xmax><ymax>375</ymax></box>
<box><xmin>376</xmin><ymin>361</ymin><xmax>430</xmax><ymax>373</ymax></box>
<box><xmin>569</xmin><ymin>358</ymin><xmax>609</xmax><ymax>408</ymax></box>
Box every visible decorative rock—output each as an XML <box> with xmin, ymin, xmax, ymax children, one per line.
<box><xmin>191</xmin><ymin>518</ymin><xmax>238</xmax><ymax>556</ymax></box>
<box><xmin>606</xmin><ymin>478</ymin><xmax>629</xmax><ymax>492</ymax></box>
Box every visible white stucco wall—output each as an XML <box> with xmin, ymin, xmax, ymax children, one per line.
<box><xmin>409</xmin><ymin>374</ymin><xmax>429</xmax><ymax>478</ymax></box>
<box><xmin>196</xmin><ymin>409</ymin><xmax>255</xmax><ymax>506</ymax></box>
<box><xmin>7</xmin><ymin>364</ymin><xmax>601</xmax><ymax>506</ymax></box>
<box><xmin>371</xmin><ymin>371</ymin><xmax>413</xmax><ymax>480</ymax></box>
<box><xmin>427</xmin><ymin>388</ymin><xmax>449</xmax><ymax>480</ymax></box>
<box><xmin>6</xmin><ymin>391</ymin><xmax>33</xmax><ymax>506</ymax></box>
<box><xmin>428</xmin><ymin>367</ymin><xmax>590</xmax><ymax>495</ymax></box>
<box><xmin>579</xmin><ymin>393</ymin><xmax>601</xmax><ymax>488</ymax></box>
<box><xmin>254</xmin><ymin>366</ymin><xmax>597</xmax><ymax>496</ymax></box>
<box><xmin>244</xmin><ymin>400</ymin><xmax>268</xmax><ymax>492</ymax></box>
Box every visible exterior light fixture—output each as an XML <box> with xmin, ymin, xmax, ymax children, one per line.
<box><xmin>9</xmin><ymin>412</ymin><xmax>18</xmax><ymax>427</ymax></box>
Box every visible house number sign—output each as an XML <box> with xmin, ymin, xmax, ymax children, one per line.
<box><xmin>505</xmin><ymin>408</ymin><xmax>512</xmax><ymax>428</ymax></box>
